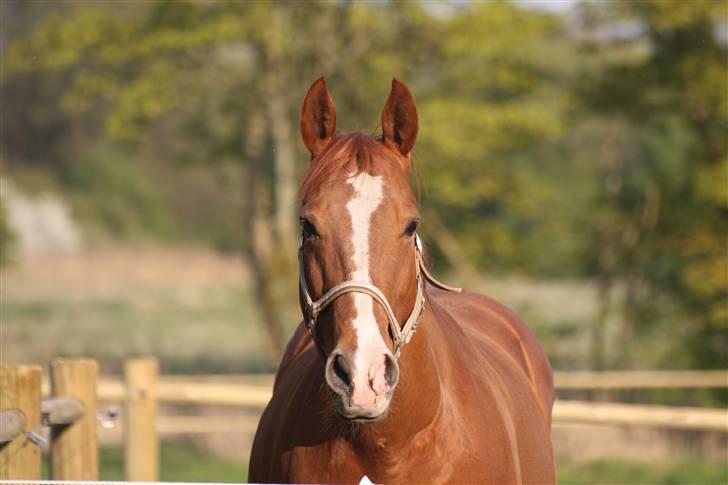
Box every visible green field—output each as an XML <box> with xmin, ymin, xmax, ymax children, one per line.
<box><xmin>86</xmin><ymin>443</ymin><xmax>728</xmax><ymax>484</ymax></box>
<box><xmin>99</xmin><ymin>444</ymin><xmax>247</xmax><ymax>481</ymax></box>
<box><xmin>1</xmin><ymin>248</ymin><xmax>278</xmax><ymax>373</ymax></box>
<box><xmin>1</xmin><ymin>247</ymin><xmax>604</xmax><ymax>373</ymax></box>
<box><xmin>558</xmin><ymin>459</ymin><xmax>728</xmax><ymax>485</ymax></box>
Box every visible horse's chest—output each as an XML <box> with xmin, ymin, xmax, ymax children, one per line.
<box><xmin>285</xmin><ymin>429</ymin><xmax>460</xmax><ymax>484</ymax></box>
<box><xmin>285</xmin><ymin>439</ymin><xmax>364</xmax><ymax>483</ymax></box>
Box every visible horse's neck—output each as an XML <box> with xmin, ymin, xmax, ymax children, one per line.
<box><xmin>352</xmin><ymin>309</ymin><xmax>442</xmax><ymax>449</ymax></box>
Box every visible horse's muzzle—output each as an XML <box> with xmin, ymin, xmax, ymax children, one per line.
<box><xmin>325</xmin><ymin>348</ymin><xmax>399</xmax><ymax>421</ymax></box>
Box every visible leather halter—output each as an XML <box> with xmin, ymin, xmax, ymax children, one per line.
<box><xmin>298</xmin><ymin>234</ymin><xmax>461</xmax><ymax>358</ymax></box>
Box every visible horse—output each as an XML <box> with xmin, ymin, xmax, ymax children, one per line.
<box><xmin>249</xmin><ymin>78</ymin><xmax>556</xmax><ymax>484</ymax></box>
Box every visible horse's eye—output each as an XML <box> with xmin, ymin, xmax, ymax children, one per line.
<box><xmin>301</xmin><ymin>218</ymin><xmax>318</xmax><ymax>239</ymax></box>
<box><xmin>404</xmin><ymin>218</ymin><xmax>419</xmax><ymax>237</ymax></box>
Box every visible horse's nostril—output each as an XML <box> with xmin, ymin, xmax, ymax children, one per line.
<box><xmin>333</xmin><ymin>354</ymin><xmax>351</xmax><ymax>387</ymax></box>
<box><xmin>383</xmin><ymin>353</ymin><xmax>399</xmax><ymax>389</ymax></box>
<box><xmin>326</xmin><ymin>351</ymin><xmax>353</xmax><ymax>395</ymax></box>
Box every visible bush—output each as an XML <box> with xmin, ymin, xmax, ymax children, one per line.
<box><xmin>59</xmin><ymin>144</ymin><xmax>174</xmax><ymax>242</ymax></box>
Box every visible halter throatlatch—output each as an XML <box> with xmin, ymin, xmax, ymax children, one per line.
<box><xmin>298</xmin><ymin>234</ymin><xmax>461</xmax><ymax>358</ymax></box>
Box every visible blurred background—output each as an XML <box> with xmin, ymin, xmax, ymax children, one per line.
<box><xmin>1</xmin><ymin>0</ymin><xmax>726</xmax><ymax>482</ymax></box>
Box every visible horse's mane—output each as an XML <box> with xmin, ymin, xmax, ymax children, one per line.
<box><xmin>299</xmin><ymin>132</ymin><xmax>408</xmax><ymax>201</ymax></box>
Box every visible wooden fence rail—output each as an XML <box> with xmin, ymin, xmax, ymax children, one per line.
<box><xmin>37</xmin><ymin>369</ymin><xmax>723</xmax><ymax>409</ymax></box>
<box><xmin>70</xmin><ymin>369</ymin><xmax>728</xmax><ymax>434</ymax></box>
<box><xmin>86</xmin><ymin>370</ymin><xmax>728</xmax><ymax>433</ymax></box>
<box><xmin>41</xmin><ymin>398</ymin><xmax>84</xmax><ymax>426</ymax></box>
<box><xmin>553</xmin><ymin>400</ymin><xmax>728</xmax><ymax>431</ymax></box>
<box><xmin>553</xmin><ymin>370</ymin><xmax>728</xmax><ymax>390</ymax></box>
<box><xmin>153</xmin><ymin>406</ymin><xmax>728</xmax><ymax>435</ymax></box>
<box><xmin>149</xmin><ymin>402</ymin><xmax>728</xmax><ymax>434</ymax></box>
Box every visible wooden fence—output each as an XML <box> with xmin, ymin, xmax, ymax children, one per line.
<box><xmin>1</xmin><ymin>360</ymin><xmax>97</xmax><ymax>480</ymax></box>
<box><xmin>1</xmin><ymin>358</ymin><xmax>156</xmax><ymax>481</ymax></box>
<box><xmin>553</xmin><ymin>369</ymin><xmax>728</xmax><ymax>389</ymax></box>
<box><xmin>2</xmin><ymin>359</ymin><xmax>726</xmax><ymax>479</ymax></box>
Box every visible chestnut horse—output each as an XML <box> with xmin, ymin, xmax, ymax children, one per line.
<box><xmin>249</xmin><ymin>78</ymin><xmax>556</xmax><ymax>484</ymax></box>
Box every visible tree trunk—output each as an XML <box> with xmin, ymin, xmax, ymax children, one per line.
<box><xmin>242</xmin><ymin>110</ymin><xmax>287</xmax><ymax>362</ymax></box>
<box><xmin>615</xmin><ymin>180</ymin><xmax>661</xmax><ymax>367</ymax></box>
<box><xmin>266</xmin><ymin>79</ymin><xmax>298</xmax><ymax>249</ymax></box>
<box><xmin>591</xmin><ymin>275</ymin><xmax>610</xmax><ymax>372</ymax></box>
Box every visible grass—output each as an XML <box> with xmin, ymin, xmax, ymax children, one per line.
<box><xmin>1</xmin><ymin>247</ymin><xmax>280</xmax><ymax>373</ymax></box>
<box><xmin>41</xmin><ymin>443</ymin><xmax>247</xmax><ymax>481</ymax></box>
<box><xmin>559</xmin><ymin>459</ymin><xmax>728</xmax><ymax>485</ymax></box>
<box><xmin>2</xmin><ymin>287</ymin><xmax>269</xmax><ymax>373</ymax></box>
<box><xmin>40</xmin><ymin>443</ymin><xmax>723</xmax><ymax>484</ymax></box>
<box><xmin>87</xmin><ymin>443</ymin><xmax>728</xmax><ymax>484</ymax></box>
<box><xmin>97</xmin><ymin>443</ymin><xmax>248</xmax><ymax>481</ymax></box>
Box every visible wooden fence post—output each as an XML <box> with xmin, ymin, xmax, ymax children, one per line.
<box><xmin>124</xmin><ymin>357</ymin><xmax>159</xmax><ymax>481</ymax></box>
<box><xmin>49</xmin><ymin>358</ymin><xmax>98</xmax><ymax>479</ymax></box>
<box><xmin>0</xmin><ymin>365</ymin><xmax>42</xmax><ymax>479</ymax></box>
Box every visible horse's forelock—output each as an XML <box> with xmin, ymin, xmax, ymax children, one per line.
<box><xmin>299</xmin><ymin>132</ymin><xmax>407</xmax><ymax>202</ymax></box>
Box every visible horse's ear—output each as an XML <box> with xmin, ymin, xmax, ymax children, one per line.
<box><xmin>381</xmin><ymin>78</ymin><xmax>418</xmax><ymax>158</ymax></box>
<box><xmin>300</xmin><ymin>77</ymin><xmax>337</xmax><ymax>158</ymax></box>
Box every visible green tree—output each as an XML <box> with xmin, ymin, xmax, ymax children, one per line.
<box><xmin>413</xmin><ymin>2</ymin><xmax>581</xmax><ymax>277</ymax></box>
<box><xmin>575</xmin><ymin>0</ymin><xmax>727</xmax><ymax>369</ymax></box>
<box><xmin>4</xmin><ymin>0</ymin><xmax>441</xmax><ymax>358</ymax></box>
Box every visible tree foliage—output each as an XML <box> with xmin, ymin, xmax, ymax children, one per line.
<box><xmin>571</xmin><ymin>0</ymin><xmax>727</xmax><ymax>370</ymax></box>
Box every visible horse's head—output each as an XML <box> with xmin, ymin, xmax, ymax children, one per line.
<box><xmin>298</xmin><ymin>78</ymin><xmax>421</xmax><ymax>422</ymax></box>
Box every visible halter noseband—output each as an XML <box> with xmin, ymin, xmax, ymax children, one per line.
<box><xmin>298</xmin><ymin>234</ymin><xmax>461</xmax><ymax>358</ymax></box>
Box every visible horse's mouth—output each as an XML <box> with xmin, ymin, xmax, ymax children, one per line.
<box><xmin>338</xmin><ymin>410</ymin><xmax>388</xmax><ymax>423</ymax></box>
<box><xmin>333</xmin><ymin>399</ymin><xmax>389</xmax><ymax>423</ymax></box>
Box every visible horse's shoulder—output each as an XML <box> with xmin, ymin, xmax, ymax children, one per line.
<box><xmin>427</xmin><ymin>286</ymin><xmax>540</xmax><ymax>352</ymax></box>
<box><xmin>274</xmin><ymin>321</ymin><xmax>315</xmax><ymax>389</ymax></box>
<box><xmin>251</xmin><ymin>328</ymin><xmax>323</xmax><ymax>481</ymax></box>
<box><xmin>427</xmin><ymin>286</ymin><xmax>555</xmax><ymax>425</ymax></box>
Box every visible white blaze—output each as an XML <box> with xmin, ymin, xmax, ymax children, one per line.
<box><xmin>345</xmin><ymin>172</ymin><xmax>389</xmax><ymax>399</ymax></box>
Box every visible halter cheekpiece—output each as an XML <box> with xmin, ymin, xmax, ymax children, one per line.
<box><xmin>298</xmin><ymin>234</ymin><xmax>461</xmax><ymax>358</ymax></box>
